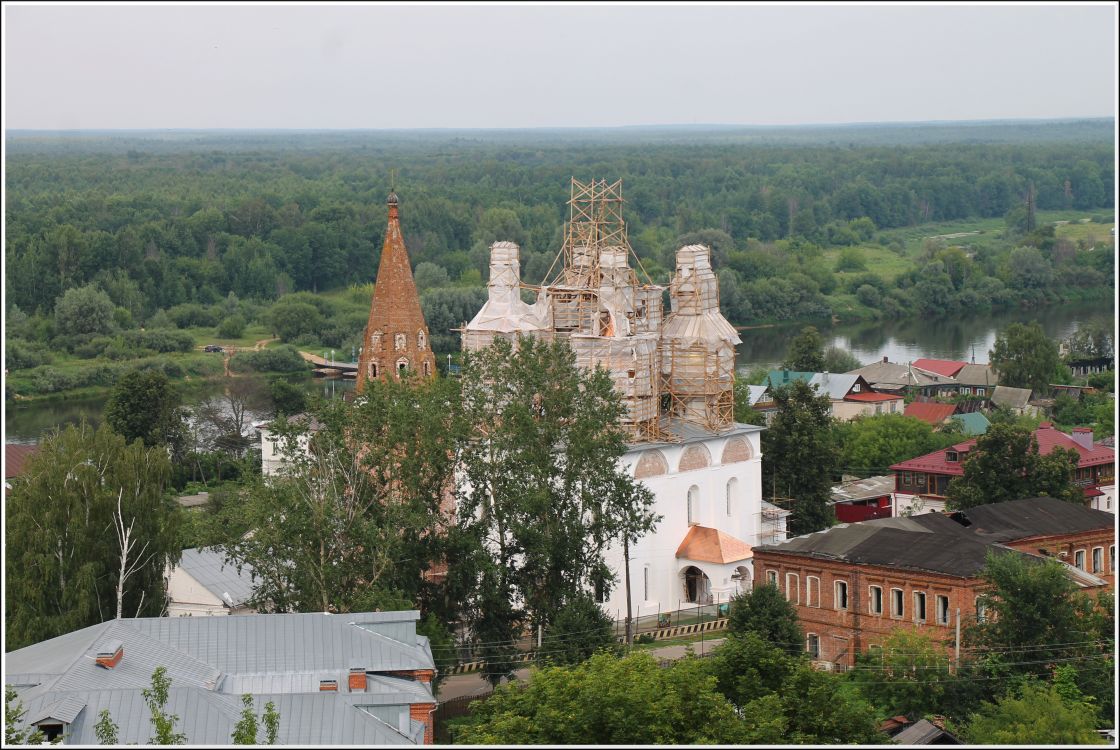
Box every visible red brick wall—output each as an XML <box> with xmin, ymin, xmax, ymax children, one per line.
<box><xmin>1004</xmin><ymin>528</ymin><xmax>1116</xmax><ymax>587</ymax></box>
<box><xmin>753</xmin><ymin>551</ymin><xmax>984</xmax><ymax>667</ymax></box>
<box><xmin>385</xmin><ymin>668</ymin><xmax>435</xmax><ymax>684</ymax></box>
<box><xmin>410</xmin><ymin>702</ymin><xmax>436</xmax><ymax>744</ymax></box>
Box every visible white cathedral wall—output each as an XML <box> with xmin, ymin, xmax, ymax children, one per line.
<box><xmin>599</xmin><ymin>428</ymin><xmax>765</xmax><ymax>621</ymax></box>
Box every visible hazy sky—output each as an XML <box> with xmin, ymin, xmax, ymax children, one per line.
<box><xmin>4</xmin><ymin>3</ymin><xmax>1116</xmax><ymax>130</ymax></box>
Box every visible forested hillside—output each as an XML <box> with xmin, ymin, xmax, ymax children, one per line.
<box><xmin>4</xmin><ymin>122</ymin><xmax>1115</xmax><ymax>395</ymax></box>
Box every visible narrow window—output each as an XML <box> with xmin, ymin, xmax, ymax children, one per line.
<box><xmin>767</xmin><ymin>570</ymin><xmax>778</xmax><ymax>587</ymax></box>
<box><xmin>786</xmin><ymin>573</ymin><xmax>800</xmax><ymax>604</ymax></box>
<box><xmin>687</xmin><ymin>486</ymin><xmax>699</xmax><ymax>526</ymax></box>
<box><xmin>1111</xmin><ymin>546</ymin><xmax>1115</xmax><ymax>573</ymax></box>
<box><xmin>422</xmin><ymin>361</ymin><xmax>431</xmax><ymax>376</ymax></box>
<box><xmin>807</xmin><ymin>634</ymin><xmax>820</xmax><ymax>659</ymax></box>
<box><xmin>914</xmin><ymin>591</ymin><xmax>927</xmax><ymax>622</ymax></box>
<box><xmin>869</xmin><ymin>586</ymin><xmax>883</xmax><ymax>615</ymax></box>
<box><xmin>936</xmin><ymin>595</ymin><xmax>950</xmax><ymax>626</ymax></box>
<box><xmin>835</xmin><ymin>580</ymin><xmax>849</xmax><ymax>610</ymax></box>
<box><xmin>643</xmin><ymin>566</ymin><xmax>649</xmax><ymax>601</ymax></box>
<box><xmin>976</xmin><ymin>597</ymin><xmax>987</xmax><ymax>623</ymax></box>
<box><xmin>1075</xmin><ymin>550</ymin><xmax>1086</xmax><ymax>570</ymax></box>
<box><xmin>1092</xmin><ymin>547</ymin><xmax>1103</xmax><ymax>574</ymax></box>
<box><xmin>806</xmin><ymin>576</ymin><xmax>820</xmax><ymax>608</ymax></box>
<box><xmin>726</xmin><ymin>478</ymin><xmax>737</xmax><ymax>517</ymax></box>
<box><xmin>903</xmin><ymin>472</ymin><xmax>912</xmax><ymax>486</ymax></box>
<box><xmin>891</xmin><ymin>588</ymin><xmax>904</xmax><ymax>618</ymax></box>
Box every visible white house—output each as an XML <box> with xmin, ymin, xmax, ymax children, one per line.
<box><xmin>165</xmin><ymin>547</ymin><xmax>257</xmax><ymax>617</ymax></box>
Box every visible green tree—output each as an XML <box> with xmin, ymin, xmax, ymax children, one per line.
<box><xmin>54</xmin><ymin>283</ymin><xmax>116</xmax><ymax>336</ymax></box>
<box><xmin>217</xmin><ymin>313</ymin><xmax>246</xmax><ymax>339</ymax></box>
<box><xmin>945</xmin><ymin>423</ymin><xmax>1083</xmax><ymax>510</ymax></box>
<box><xmin>990</xmin><ymin>321</ymin><xmax>1060</xmax><ymax>394</ymax></box>
<box><xmin>231</xmin><ymin>695</ymin><xmax>278</xmax><ymax>745</ymax></box>
<box><xmin>779</xmin><ymin>659</ymin><xmax>885</xmax><ymax>744</ymax></box>
<box><xmin>963</xmin><ymin>681</ymin><xmax>1104</xmax><ymax>745</ymax></box>
<box><xmin>762</xmin><ymin>380</ymin><xmax>839</xmax><ymax>534</ymax></box>
<box><xmin>835</xmin><ymin>414</ymin><xmax>957</xmax><ymax>476</ymax></box>
<box><xmin>823</xmin><ymin>345</ymin><xmax>862</xmax><ymax>373</ymax></box>
<box><xmin>1066</xmin><ymin>321</ymin><xmax>1113</xmax><ymax>361</ymax></box>
<box><xmin>5</xmin><ymin>687</ymin><xmax>45</xmax><ymax>745</ymax></box>
<box><xmin>456</xmin><ymin>337</ymin><xmax>658</xmax><ymax>683</ymax></box>
<box><xmin>267</xmin><ymin>299</ymin><xmax>322</xmax><ymax>342</ymax></box>
<box><xmin>849</xmin><ymin>629</ymin><xmax>952</xmax><ymax>719</ymax></box>
<box><xmin>709</xmin><ymin>631</ymin><xmax>798</xmax><ymax>706</ymax></box>
<box><xmin>727</xmin><ymin>583</ymin><xmax>803</xmax><ymax>654</ymax></box>
<box><xmin>142</xmin><ymin>667</ymin><xmax>186</xmax><ymax>745</ymax></box>
<box><xmin>541</xmin><ymin>592</ymin><xmax>617</xmax><ymax>666</ymax></box>
<box><xmin>269</xmin><ymin>378</ymin><xmax>307</xmax><ymax>417</ymax></box>
<box><xmin>263</xmin><ymin>700</ymin><xmax>280</xmax><ymax>745</ymax></box>
<box><xmin>782</xmin><ymin>325</ymin><xmax>826</xmax><ymax>371</ymax></box>
<box><xmin>5</xmin><ymin>423</ymin><xmax>180</xmax><ymax>649</ymax></box>
<box><xmin>453</xmin><ymin>652</ymin><xmax>760</xmax><ymax>744</ymax></box>
<box><xmin>104</xmin><ymin>369</ymin><xmax>186</xmax><ymax>449</ymax></box>
<box><xmin>94</xmin><ymin>709</ymin><xmax>119</xmax><ymax>745</ymax></box>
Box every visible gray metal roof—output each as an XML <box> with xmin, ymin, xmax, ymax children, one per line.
<box><xmin>5</xmin><ymin>611</ymin><xmax>434</xmax><ymax>745</ymax></box>
<box><xmin>807</xmin><ymin>372</ymin><xmax>862</xmax><ymax>401</ymax></box>
<box><xmin>991</xmin><ymin>385</ymin><xmax>1033</xmax><ymax>408</ymax></box>
<box><xmin>830</xmin><ymin>475</ymin><xmax>895</xmax><ymax>504</ymax></box>
<box><xmin>954</xmin><ymin>496</ymin><xmax>1114</xmax><ymax>542</ymax></box>
<box><xmin>628</xmin><ymin>418</ymin><xmax>763</xmax><ymax>451</ymax></box>
<box><xmin>893</xmin><ymin>718</ymin><xmax>962</xmax><ymax>745</ymax></box>
<box><xmin>955</xmin><ymin>363</ymin><xmax>999</xmax><ymax>387</ymax></box>
<box><xmin>175</xmin><ymin>547</ymin><xmax>258</xmax><ymax>607</ymax></box>
<box><xmin>846</xmin><ymin>360</ymin><xmax>955</xmax><ymax>389</ymax></box>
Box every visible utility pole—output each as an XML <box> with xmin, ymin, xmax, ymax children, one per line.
<box><xmin>954</xmin><ymin>608</ymin><xmax>961</xmax><ymax>674</ymax></box>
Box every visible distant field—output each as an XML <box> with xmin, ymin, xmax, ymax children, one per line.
<box><xmin>825</xmin><ymin>245</ymin><xmax>912</xmax><ymax>282</ymax></box>
<box><xmin>1055</xmin><ymin>220</ymin><xmax>1115</xmax><ymax>246</ymax></box>
<box><xmin>184</xmin><ymin>323</ymin><xmax>275</xmax><ymax>350</ymax></box>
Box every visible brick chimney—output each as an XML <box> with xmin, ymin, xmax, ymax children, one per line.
<box><xmin>319</xmin><ymin>679</ymin><xmax>338</xmax><ymax>692</ymax></box>
<box><xmin>348</xmin><ymin>668</ymin><xmax>367</xmax><ymax>692</ymax></box>
<box><xmin>1070</xmin><ymin>428</ymin><xmax>1094</xmax><ymax>451</ymax></box>
<box><xmin>882</xmin><ymin>356</ymin><xmax>889</xmax><ymax>364</ymax></box>
<box><xmin>95</xmin><ymin>640</ymin><xmax>123</xmax><ymax>669</ymax></box>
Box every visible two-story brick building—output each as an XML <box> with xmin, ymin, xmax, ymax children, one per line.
<box><xmin>752</xmin><ymin>497</ymin><xmax>1113</xmax><ymax>669</ymax></box>
<box><xmin>891</xmin><ymin>422</ymin><xmax>1116</xmax><ymax>515</ymax></box>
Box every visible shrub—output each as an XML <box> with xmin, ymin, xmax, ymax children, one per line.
<box><xmin>167</xmin><ymin>303</ymin><xmax>220</xmax><ymax>329</ymax></box>
<box><xmin>856</xmin><ymin>284</ymin><xmax>879</xmax><ymax>307</ymax></box>
<box><xmin>835</xmin><ymin>247</ymin><xmax>868</xmax><ymax>272</ymax></box>
<box><xmin>4</xmin><ymin>339</ymin><xmax>53</xmax><ymax>370</ymax></box>
<box><xmin>124</xmin><ymin>330</ymin><xmax>195</xmax><ymax>354</ymax></box>
<box><xmin>54</xmin><ymin>284</ymin><xmax>116</xmax><ymax>336</ymax></box>
<box><xmin>267</xmin><ymin>301</ymin><xmax>323</xmax><ymax>343</ymax></box>
<box><xmin>217</xmin><ymin>314</ymin><xmax>247</xmax><ymax>339</ymax></box>
<box><xmin>229</xmin><ymin>345</ymin><xmax>308</xmax><ymax>374</ymax></box>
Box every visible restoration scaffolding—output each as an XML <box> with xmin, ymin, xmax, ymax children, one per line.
<box><xmin>461</xmin><ymin>178</ymin><xmax>743</xmax><ymax>442</ymax></box>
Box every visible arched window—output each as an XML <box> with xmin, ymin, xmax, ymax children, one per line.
<box><xmin>417</xmin><ymin>330</ymin><xmax>427</xmax><ymax>350</ymax></box>
<box><xmin>369</xmin><ymin>362</ymin><xmax>378</xmax><ymax>379</ymax></box>
<box><xmin>726</xmin><ymin>478</ymin><xmax>737</xmax><ymax>516</ymax></box>
<box><xmin>370</xmin><ymin>331</ymin><xmax>382</xmax><ymax>351</ymax></box>
<box><xmin>394</xmin><ymin>333</ymin><xmax>407</xmax><ymax>351</ymax></box>
<box><xmin>687</xmin><ymin>485</ymin><xmax>699</xmax><ymax>525</ymax></box>
<box><xmin>422</xmin><ymin>361</ymin><xmax>431</xmax><ymax>376</ymax></box>
<box><xmin>396</xmin><ymin>357</ymin><xmax>409</xmax><ymax>377</ymax></box>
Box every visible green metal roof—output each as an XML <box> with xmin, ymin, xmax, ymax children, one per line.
<box><xmin>951</xmin><ymin>411</ymin><xmax>991</xmax><ymax>436</ymax></box>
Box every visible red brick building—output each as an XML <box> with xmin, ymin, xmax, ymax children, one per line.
<box><xmin>891</xmin><ymin>422</ymin><xmax>1116</xmax><ymax>515</ymax></box>
<box><xmin>356</xmin><ymin>192</ymin><xmax>437</xmax><ymax>391</ymax></box>
<box><xmin>752</xmin><ymin>497</ymin><xmax>1113</xmax><ymax>669</ymax></box>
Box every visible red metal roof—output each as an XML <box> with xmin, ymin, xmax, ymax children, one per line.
<box><xmin>844</xmin><ymin>391</ymin><xmax>902</xmax><ymax>403</ymax></box>
<box><xmin>675</xmin><ymin>525</ymin><xmax>753</xmax><ymax>564</ymax></box>
<box><xmin>5</xmin><ymin>444</ymin><xmax>39</xmax><ymax>479</ymax></box>
<box><xmin>912</xmin><ymin>359</ymin><xmax>968</xmax><ymax>378</ymax></box>
<box><xmin>892</xmin><ymin>424</ymin><xmax>1115</xmax><ymax>475</ymax></box>
<box><xmin>904</xmin><ymin>401</ymin><xmax>957</xmax><ymax>425</ymax></box>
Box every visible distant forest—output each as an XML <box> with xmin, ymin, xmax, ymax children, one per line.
<box><xmin>5</xmin><ymin>120</ymin><xmax>1115</xmax><ymax>357</ymax></box>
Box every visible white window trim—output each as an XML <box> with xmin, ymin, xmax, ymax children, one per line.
<box><xmin>806</xmin><ymin>576</ymin><xmax>820</xmax><ymax>608</ymax></box>
<box><xmin>976</xmin><ymin>597</ymin><xmax>988</xmax><ymax>623</ymax></box>
<box><xmin>869</xmin><ymin>585</ymin><xmax>883</xmax><ymax>615</ymax></box>
<box><xmin>834</xmin><ymin>580</ymin><xmax>849</xmax><ymax>611</ymax></box>
<box><xmin>767</xmin><ymin>570</ymin><xmax>778</xmax><ymax>587</ymax></box>
<box><xmin>687</xmin><ymin>485</ymin><xmax>699</xmax><ymax>526</ymax></box>
<box><xmin>890</xmin><ymin>587</ymin><xmax>904</xmax><ymax>619</ymax></box>
<box><xmin>786</xmin><ymin>573</ymin><xmax>800</xmax><ymax>604</ymax></box>
<box><xmin>1111</xmin><ymin>545</ymin><xmax>1116</xmax><ymax>573</ymax></box>
<box><xmin>913</xmin><ymin>591</ymin><xmax>927</xmax><ymax>623</ymax></box>
<box><xmin>1075</xmin><ymin>549</ymin><xmax>1086</xmax><ymax>571</ymax></box>
<box><xmin>936</xmin><ymin>595</ymin><xmax>950</xmax><ymax>626</ymax></box>
<box><xmin>806</xmin><ymin>632</ymin><xmax>821</xmax><ymax>660</ymax></box>
<box><xmin>1092</xmin><ymin>547</ymin><xmax>1104</xmax><ymax>574</ymax></box>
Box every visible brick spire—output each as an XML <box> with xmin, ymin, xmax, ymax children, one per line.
<box><xmin>356</xmin><ymin>192</ymin><xmax>437</xmax><ymax>391</ymax></box>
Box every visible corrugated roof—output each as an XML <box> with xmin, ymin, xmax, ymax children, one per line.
<box><xmin>175</xmin><ymin>547</ymin><xmax>257</xmax><ymax>607</ymax></box>
<box><xmin>955</xmin><ymin>363</ymin><xmax>999</xmax><ymax>387</ymax></box>
<box><xmin>893</xmin><ymin>719</ymin><xmax>962</xmax><ymax>745</ymax></box>
<box><xmin>955</xmin><ymin>496</ymin><xmax>1114</xmax><ymax>542</ymax></box>
<box><xmin>846</xmin><ymin>360</ymin><xmax>956</xmax><ymax>389</ymax></box>
<box><xmin>912</xmin><ymin>359</ymin><xmax>968</xmax><ymax>378</ymax></box>
<box><xmin>5</xmin><ymin>443</ymin><xmax>39</xmax><ymax>478</ymax></box>
<box><xmin>891</xmin><ymin>424</ymin><xmax>1114</xmax><ymax>473</ymax></box>
<box><xmin>831</xmin><ymin>475</ymin><xmax>895</xmax><ymax>503</ymax></box>
<box><xmin>904</xmin><ymin>401</ymin><xmax>957</xmax><ymax>425</ymax></box>
<box><xmin>843</xmin><ymin>391</ymin><xmax>901</xmax><ymax>403</ymax></box>
<box><xmin>991</xmin><ymin>385</ymin><xmax>1033</xmax><ymax>409</ymax></box>
<box><xmin>675</xmin><ymin>526</ymin><xmax>753</xmax><ymax>564</ymax></box>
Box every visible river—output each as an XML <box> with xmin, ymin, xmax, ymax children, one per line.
<box><xmin>4</xmin><ymin>302</ymin><xmax>1114</xmax><ymax>445</ymax></box>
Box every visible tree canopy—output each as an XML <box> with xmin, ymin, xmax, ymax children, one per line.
<box><xmin>990</xmin><ymin>321</ymin><xmax>1062</xmax><ymax>394</ymax></box>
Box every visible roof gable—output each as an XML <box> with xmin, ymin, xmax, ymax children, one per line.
<box><xmin>912</xmin><ymin>359</ymin><xmax>968</xmax><ymax>378</ymax></box>
<box><xmin>904</xmin><ymin>401</ymin><xmax>957</xmax><ymax>425</ymax></box>
<box><xmin>676</xmin><ymin>526</ymin><xmax>753</xmax><ymax>564</ymax></box>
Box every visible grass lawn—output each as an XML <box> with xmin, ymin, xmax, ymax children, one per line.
<box><xmin>825</xmin><ymin>244</ymin><xmax>912</xmax><ymax>282</ymax></box>
<box><xmin>1055</xmin><ymin>220</ymin><xmax>1115</xmax><ymax>246</ymax></box>
<box><xmin>183</xmin><ymin>323</ymin><xmax>277</xmax><ymax>349</ymax></box>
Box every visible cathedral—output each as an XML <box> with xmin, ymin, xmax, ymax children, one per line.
<box><xmin>356</xmin><ymin>192</ymin><xmax>437</xmax><ymax>391</ymax></box>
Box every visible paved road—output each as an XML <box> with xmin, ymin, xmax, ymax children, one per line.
<box><xmin>436</xmin><ymin>638</ymin><xmax>726</xmax><ymax>702</ymax></box>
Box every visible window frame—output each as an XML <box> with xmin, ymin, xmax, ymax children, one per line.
<box><xmin>1092</xmin><ymin>547</ymin><xmax>1103</xmax><ymax>574</ymax></box>
<box><xmin>835</xmin><ymin>580</ymin><xmax>849</xmax><ymax>611</ymax></box>
<box><xmin>806</xmin><ymin>633</ymin><xmax>820</xmax><ymax>660</ymax></box>
<box><xmin>869</xmin><ymin>585</ymin><xmax>883</xmax><ymax>615</ymax></box>
<box><xmin>687</xmin><ymin>485</ymin><xmax>699</xmax><ymax>526</ymax></box>
<box><xmin>786</xmin><ymin>572</ymin><xmax>800</xmax><ymax>604</ymax></box>
<box><xmin>913</xmin><ymin>591</ymin><xmax>927</xmax><ymax>623</ymax></box>
<box><xmin>936</xmin><ymin>594</ymin><xmax>950</xmax><ymax>626</ymax></box>
<box><xmin>1075</xmin><ymin>549</ymin><xmax>1086</xmax><ymax>570</ymax></box>
<box><xmin>890</xmin><ymin>587</ymin><xmax>904</xmax><ymax>619</ymax></box>
<box><xmin>767</xmin><ymin>569</ymin><xmax>778</xmax><ymax>587</ymax></box>
<box><xmin>806</xmin><ymin>576</ymin><xmax>820</xmax><ymax>608</ymax></box>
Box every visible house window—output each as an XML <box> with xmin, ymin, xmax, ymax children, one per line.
<box><xmin>417</xmin><ymin>330</ymin><xmax>427</xmax><ymax>350</ymax></box>
<box><xmin>976</xmin><ymin>597</ymin><xmax>988</xmax><ymax>623</ymax></box>
<box><xmin>687</xmin><ymin>486</ymin><xmax>699</xmax><ymax>526</ymax></box>
<box><xmin>1111</xmin><ymin>546</ymin><xmax>1115</xmax><ymax>573</ymax></box>
<box><xmin>422</xmin><ymin>361</ymin><xmax>431</xmax><ymax>376</ymax></box>
<box><xmin>643</xmin><ymin>566</ymin><xmax>649</xmax><ymax>601</ymax></box>
<box><xmin>891</xmin><ymin>588</ymin><xmax>904</xmax><ymax>618</ymax></box>
<box><xmin>961</xmin><ymin>387</ymin><xmax>971</xmax><ymax>395</ymax></box>
<box><xmin>914</xmin><ymin>591</ymin><xmax>927</xmax><ymax>622</ymax></box>
<box><xmin>977</xmin><ymin>388</ymin><xmax>985</xmax><ymax>396</ymax></box>
<box><xmin>915</xmin><ymin>473</ymin><xmax>927</xmax><ymax>489</ymax></box>
<box><xmin>767</xmin><ymin>570</ymin><xmax>778</xmax><ymax>587</ymax></box>
<box><xmin>852</xmin><ymin>383</ymin><xmax>861</xmax><ymax>393</ymax></box>
<box><xmin>786</xmin><ymin>573</ymin><xmax>800</xmax><ymax>604</ymax></box>
<box><xmin>807</xmin><ymin>633</ymin><xmax>820</xmax><ymax>659</ymax></box>
<box><xmin>869</xmin><ymin>585</ymin><xmax>883</xmax><ymax>615</ymax></box>
<box><xmin>369</xmin><ymin>362</ymin><xmax>378</xmax><ymax>379</ymax></box>
<box><xmin>875</xmin><ymin>403</ymin><xmax>882</xmax><ymax>415</ymax></box>
<box><xmin>726</xmin><ymin>478</ymin><xmax>737</xmax><ymax>517</ymax></box>
<box><xmin>936</xmin><ymin>595</ymin><xmax>950</xmax><ymax>625</ymax></box>
<box><xmin>1075</xmin><ymin>550</ymin><xmax>1086</xmax><ymax>570</ymax></box>
<box><xmin>903</xmin><ymin>472</ymin><xmax>912</xmax><ymax>486</ymax></box>
<box><xmin>946</xmin><ymin>451</ymin><xmax>958</xmax><ymax>463</ymax></box>
<box><xmin>1092</xmin><ymin>547</ymin><xmax>1103</xmax><ymax>573</ymax></box>
<box><xmin>396</xmin><ymin>358</ymin><xmax>409</xmax><ymax>376</ymax></box>
<box><xmin>806</xmin><ymin>576</ymin><xmax>820</xmax><ymax>608</ymax></box>
<box><xmin>835</xmin><ymin>580</ymin><xmax>849</xmax><ymax>610</ymax></box>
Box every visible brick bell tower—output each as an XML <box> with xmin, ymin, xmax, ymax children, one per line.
<box><xmin>356</xmin><ymin>191</ymin><xmax>437</xmax><ymax>392</ymax></box>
